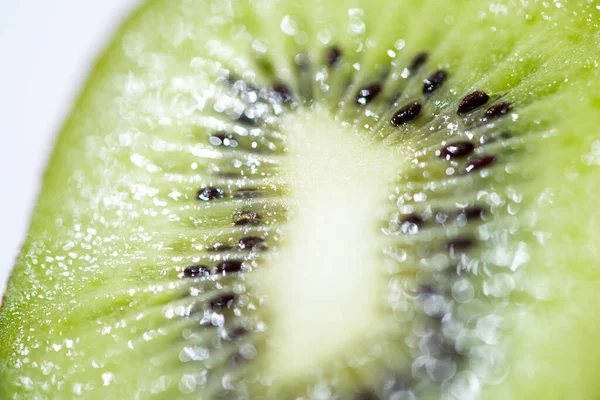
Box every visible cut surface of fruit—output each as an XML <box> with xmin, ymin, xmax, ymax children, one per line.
<box><xmin>263</xmin><ymin>111</ymin><xmax>397</xmax><ymax>382</ymax></box>
<box><xmin>1</xmin><ymin>0</ymin><xmax>600</xmax><ymax>399</ymax></box>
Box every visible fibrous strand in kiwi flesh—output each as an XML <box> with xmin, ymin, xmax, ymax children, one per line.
<box><xmin>1</xmin><ymin>0</ymin><xmax>600</xmax><ymax>399</ymax></box>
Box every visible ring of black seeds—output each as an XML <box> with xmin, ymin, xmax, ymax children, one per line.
<box><xmin>175</xmin><ymin>41</ymin><xmax>520</xmax><ymax>400</ymax></box>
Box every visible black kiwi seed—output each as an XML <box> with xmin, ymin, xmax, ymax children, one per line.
<box><xmin>400</xmin><ymin>213</ymin><xmax>424</xmax><ymax>234</ymax></box>
<box><xmin>457</xmin><ymin>91</ymin><xmax>490</xmax><ymax>114</ymax></box>
<box><xmin>209</xmin><ymin>293</ymin><xmax>236</xmax><ymax>310</ymax></box>
<box><xmin>226</xmin><ymin>327</ymin><xmax>248</xmax><ymax>341</ymax></box>
<box><xmin>207</xmin><ymin>243</ymin><xmax>233</xmax><ymax>252</ymax></box>
<box><xmin>233</xmin><ymin>210</ymin><xmax>262</xmax><ymax>226</ymax></box>
<box><xmin>465</xmin><ymin>155</ymin><xmax>497</xmax><ymax>173</ymax></box>
<box><xmin>216</xmin><ymin>260</ymin><xmax>244</xmax><ymax>274</ymax></box>
<box><xmin>228</xmin><ymin>352</ymin><xmax>247</xmax><ymax>368</ymax></box>
<box><xmin>438</xmin><ymin>342</ymin><xmax>463</xmax><ymax>363</ymax></box>
<box><xmin>354</xmin><ymin>389</ymin><xmax>379</xmax><ymax>400</ymax></box>
<box><xmin>481</xmin><ymin>101</ymin><xmax>512</xmax><ymax>122</ymax></box>
<box><xmin>439</xmin><ymin>141</ymin><xmax>475</xmax><ymax>160</ymax></box>
<box><xmin>458</xmin><ymin>206</ymin><xmax>485</xmax><ymax>221</ymax></box>
<box><xmin>272</xmin><ymin>83</ymin><xmax>293</xmax><ymax>103</ymax></box>
<box><xmin>409</xmin><ymin>52</ymin><xmax>428</xmax><ymax>73</ymax></box>
<box><xmin>423</xmin><ymin>70</ymin><xmax>448</xmax><ymax>95</ymax></box>
<box><xmin>401</xmin><ymin>214</ymin><xmax>424</xmax><ymax>226</ymax></box>
<box><xmin>418</xmin><ymin>283</ymin><xmax>441</xmax><ymax>295</ymax></box>
<box><xmin>197</xmin><ymin>187</ymin><xmax>226</xmax><ymax>201</ymax></box>
<box><xmin>224</xmin><ymin>71</ymin><xmax>239</xmax><ymax>86</ymax></box>
<box><xmin>209</xmin><ymin>132</ymin><xmax>235</xmax><ymax>147</ymax></box>
<box><xmin>446</xmin><ymin>238</ymin><xmax>475</xmax><ymax>254</ymax></box>
<box><xmin>326</xmin><ymin>46</ymin><xmax>342</xmax><ymax>67</ymax></box>
<box><xmin>436</xmin><ymin>207</ymin><xmax>486</xmax><ymax>225</ymax></box>
<box><xmin>183</xmin><ymin>265</ymin><xmax>210</xmax><ymax>278</ymax></box>
<box><xmin>355</xmin><ymin>83</ymin><xmax>382</xmax><ymax>106</ymax></box>
<box><xmin>238</xmin><ymin>236</ymin><xmax>265</xmax><ymax>250</ymax></box>
<box><xmin>390</xmin><ymin>102</ymin><xmax>422</xmax><ymax>126</ymax></box>
<box><xmin>235</xmin><ymin>112</ymin><xmax>258</xmax><ymax>126</ymax></box>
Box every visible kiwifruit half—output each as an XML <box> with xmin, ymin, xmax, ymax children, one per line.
<box><xmin>1</xmin><ymin>0</ymin><xmax>600</xmax><ymax>399</ymax></box>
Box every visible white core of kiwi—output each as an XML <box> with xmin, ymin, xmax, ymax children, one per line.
<box><xmin>259</xmin><ymin>108</ymin><xmax>401</xmax><ymax>381</ymax></box>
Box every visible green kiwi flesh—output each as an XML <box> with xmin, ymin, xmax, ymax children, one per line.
<box><xmin>1</xmin><ymin>0</ymin><xmax>600</xmax><ymax>398</ymax></box>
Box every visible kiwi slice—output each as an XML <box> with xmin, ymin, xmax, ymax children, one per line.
<box><xmin>1</xmin><ymin>0</ymin><xmax>600</xmax><ymax>398</ymax></box>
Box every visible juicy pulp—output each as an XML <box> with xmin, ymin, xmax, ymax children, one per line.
<box><xmin>1</xmin><ymin>0</ymin><xmax>600</xmax><ymax>399</ymax></box>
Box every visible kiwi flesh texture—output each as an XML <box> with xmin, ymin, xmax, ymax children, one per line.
<box><xmin>1</xmin><ymin>0</ymin><xmax>600</xmax><ymax>399</ymax></box>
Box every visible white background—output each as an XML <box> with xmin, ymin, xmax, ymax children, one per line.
<box><xmin>0</xmin><ymin>0</ymin><xmax>140</xmax><ymax>296</ymax></box>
